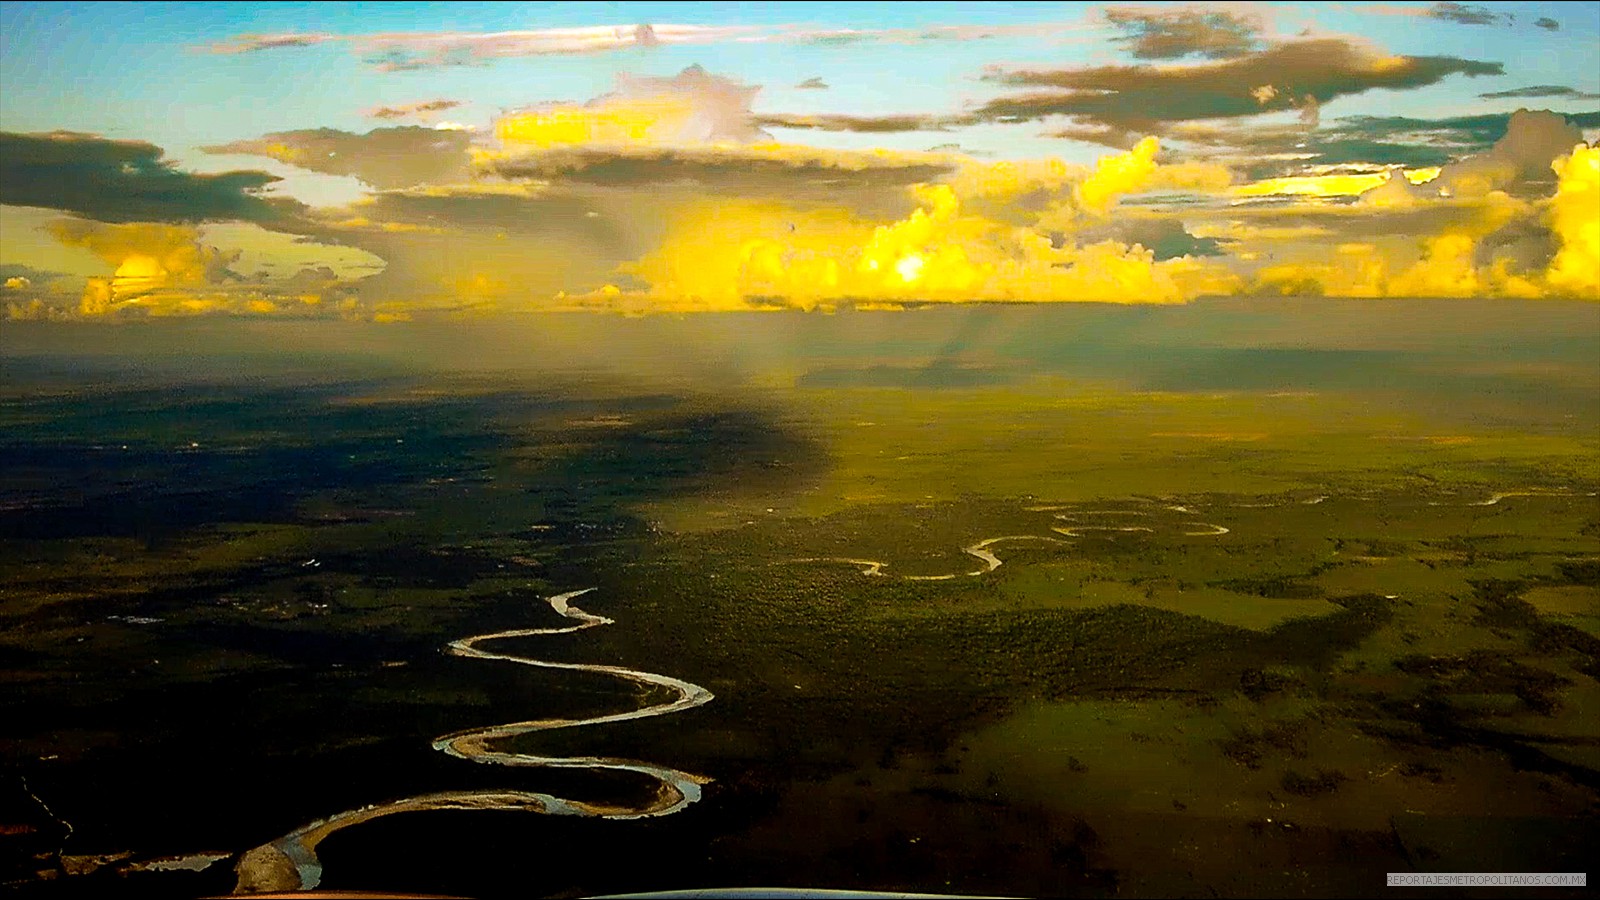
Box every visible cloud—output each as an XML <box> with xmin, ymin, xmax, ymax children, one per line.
<box><xmin>1432</xmin><ymin>109</ymin><xmax>1586</xmax><ymax>197</ymax></box>
<box><xmin>203</xmin><ymin>24</ymin><xmax>761</xmax><ymax>69</ymax></box>
<box><xmin>1067</xmin><ymin>216</ymin><xmax>1226</xmax><ymax>260</ymax></box>
<box><xmin>768</xmin><ymin>40</ymin><xmax>1491</xmax><ymax>151</ymax></box>
<box><xmin>169</xmin><ymin>61</ymin><xmax>1244</xmax><ymax>316</ymax></box>
<box><xmin>1237</xmin><ymin>113</ymin><xmax>1586</xmax><ymax>207</ymax></box>
<box><xmin>199</xmin><ymin>21</ymin><xmax>1094</xmax><ymax>71</ymax></box>
<box><xmin>1159</xmin><ymin>109</ymin><xmax>1600</xmax><ymax>181</ymax></box>
<box><xmin>20</xmin><ymin>216</ymin><xmax>390</xmax><ymax>320</ymax></box>
<box><xmin>1369</xmin><ymin>3</ymin><xmax>1557</xmax><ymax>29</ymax></box>
<box><xmin>5</xmin><ymin>297</ymin><xmax>73</xmax><ymax>321</ymax></box>
<box><xmin>1479</xmin><ymin>85</ymin><xmax>1599</xmax><ymax>100</ymax></box>
<box><xmin>1102</xmin><ymin>6</ymin><xmax>1263</xmax><ymax>60</ymax></box>
<box><xmin>485</xmin><ymin>145</ymin><xmax>957</xmax><ymax>204</ymax></box>
<box><xmin>493</xmin><ymin>65</ymin><xmax>768</xmax><ymax>146</ymax></box>
<box><xmin>46</xmin><ymin>220</ymin><xmax>242</xmax><ymax>314</ymax></box>
<box><xmin>1238</xmin><ymin>193</ymin><xmax>1535</xmax><ymax>298</ymax></box>
<box><xmin>204</xmin><ymin>32</ymin><xmax>339</xmax><ymax>54</ymax></box>
<box><xmin>976</xmin><ymin>39</ymin><xmax>1502</xmax><ymax>132</ymax></box>
<box><xmin>1329</xmin><ymin>111</ymin><xmax>1600</xmax><ymax>154</ymax></box>
<box><xmin>365</xmin><ymin>99</ymin><xmax>464</xmax><ymax>120</ymax></box>
<box><xmin>1545</xmin><ymin>143</ymin><xmax>1599</xmax><ymax>296</ymax></box>
<box><xmin>605</xmin><ymin>137</ymin><xmax>1241</xmax><ymax>310</ymax></box>
<box><xmin>1076</xmin><ymin>135</ymin><xmax>1161</xmax><ymax>212</ymax></box>
<box><xmin>754</xmin><ymin>113</ymin><xmax>953</xmax><ymax>134</ymax></box>
<box><xmin>203</xmin><ymin>127</ymin><xmax>473</xmax><ymax>190</ymax></box>
<box><xmin>614</xmin><ymin>190</ymin><xmax>1203</xmax><ymax>310</ymax></box>
<box><xmin>481</xmin><ymin>66</ymin><xmax>956</xmax><ymax>208</ymax></box>
<box><xmin>283</xmin><ymin>183</ymin><xmax>653</xmax><ymax>316</ymax></box>
<box><xmin>0</xmin><ymin>131</ymin><xmax>295</xmax><ymax>224</ymax></box>
<box><xmin>795</xmin><ymin>77</ymin><xmax>830</xmax><ymax>90</ymax></box>
<box><xmin>1209</xmin><ymin>113</ymin><xmax>1597</xmax><ymax>299</ymax></box>
<box><xmin>0</xmin><ymin>263</ymin><xmax>68</xmax><ymax>287</ymax></box>
<box><xmin>1424</xmin><ymin>2</ymin><xmax>1512</xmax><ymax>26</ymax></box>
<box><xmin>326</xmin><ymin>137</ymin><xmax>1230</xmax><ymax>314</ymax></box>
<box><xmin>358</xmin><ymin>24</ymin><xmax>760</xmax><ymax>70</ymax></box>
<box><xmin>21</xmin><ymin>38</ymin><xmax>1586</xmax><ymax>319</ymax></box>
<box><xmin>1235</xmin><ymin>172</ymin><xmax>1393</xmax><ymax>200</ymax></box>
<box><xmin>1043</xmin><ymin>124</ymin><xmax>1145</xmax><ymax>149</ymax></box>
<box><xmin>1027</xmin><ymin>137</ymin><xmax>1232</xmax><ymax>228</ymax></box>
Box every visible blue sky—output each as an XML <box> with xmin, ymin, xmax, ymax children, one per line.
<box><xmin>3</xmin><ymin>1</ymin><xmax>1595</xmax><ymax>167</ymax></box>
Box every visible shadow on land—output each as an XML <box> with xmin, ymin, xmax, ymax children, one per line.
<box><xmin>0</xmin><ymin>372</ymin><xmax>826</xmax><ymax>896</ymax></box>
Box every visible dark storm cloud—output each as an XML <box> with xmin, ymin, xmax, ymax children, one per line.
<box><xmin>1479</xmin><ymin>85</ymin><xmax>1599</xmax><ymax>100</ymax></box>
<box><xmin>0</xmin><ymin>131</ymin><xmax>293</xmax><ymax>224</ymax></box>
<box><xmin>0</xmin><ymin>263</ymin><xmax>69</xmax><ymax>283</ymax></box>
<box><xmin>486</xmin><ymin>146</ymin><xmax>955</xmax><ymax>197</ymax></box>
<box><xmin>1166</xmin><ymin>109</ymin><xmax>1599</xmax><ymax>180</ymax></box>
<box><xmin>1424</xmin><ymin>2</ymin><xmax>1512</xmax><ymax>26</ymax></box>
<box><xmin>976</xmin><ymin>40</ymin><xmax>1503</xmax><ymax>130</ymax></box>
<box><xmin>1534</xmin><ymin>17</ymin><xmax>1560</xmax><ymax>30</ymax></box>
<box><xmin>353</xmin><ymin>188</ymin><xmax>625</xmax><ymax>242</ymax></box>
<box><xmin>1044</xmin><ymin>124</ymin><xmax>1145</xmax><ymax>149</ymax></box>
<box><xmin>1139</xmin><ymin>220</ymin><xmax>1227</xmax><ymax>259</ymax></box>
<box><xmin>1330</xmin><ymin>110</ymin><xmax>1600</xmax><ymax>154</ymax></box>
<box><xmin>1102</xmin><ymin>7</ymin><xmax>1263</xmax><ymax>60</ymax></box>
<box><xmin>1168</xmin><ymin>121</ymin><xmax>1433</xmax><ymax>167</ymax></box>
<box><xmin>204</xmin><ymin>127</ymin><xmax>473</xmax><ymax>190</ymax></box>
<box><xmin>1068</xmin><ymin>218</ymin><xmax>1226</xmax><ymax>260</ymax></box>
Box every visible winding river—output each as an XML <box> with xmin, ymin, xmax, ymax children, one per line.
<box><xmin>234</xmin><ymin>588</ymin><xmax>714</xmax><ymax>895</ymax></box>
<box><xmin>790</xmin><ymin>534</ymin><xmax>1073</xmax><ymax>581</ymax></box>
<box><xmin>242</xmin><ymin>490</ymin><xmax>1582</xmax><ymax>890</ymax></box>
<box><xmin>790</xmin><ymin>505</ymin><xmax>1235</xmax><ymax>582</ymax></box>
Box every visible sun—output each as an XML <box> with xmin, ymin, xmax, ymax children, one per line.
<box><xmin>895</xmin><ymin>253</ymin><xmax>925</xmax><ymax>283</ymax></box>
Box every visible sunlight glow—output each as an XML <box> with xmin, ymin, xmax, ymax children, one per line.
<box><xmin>895</xmin><ymin>253</ymin><xmax>926</xmax><ymax>283</ymax></box>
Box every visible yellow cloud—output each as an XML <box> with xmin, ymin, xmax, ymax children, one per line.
<box><xmin>79</xmin><ymin>277</ymin><xmax>115</xmax><ymax>315</ymax></box>
<box><xmin>1077</xmin><ymin>136</ymin><xmax>1162</xmax><ymax>213</ymax></box>
<box><xmin>1246</xmin><ymin>191</ymin><xmax>1541</xmax><ymax>298</ymax></box>
<box><xmin>623</xmin><ymin>200</ymin><xmax>867</xmax><ymax>310</ymax></box>
<box><xmin>492</xmin><ymin>65</ymin><xmax>765</xmax><ymax>151</ymax></box>
<box><xmin>943</xmin><ymin>157</ymin><xmax>1078</xmax><ymax>205</ymax></box>
<box><xmin>1546</xmin><ymin>143</ymin><xmax>1599</xmax><ymax>298</ymax></box>
<box><xmin>1387</xmin><ymin>232</ymin><xmax>1481</xmax><ymax>297</ymax></box>
<box><xmin>480</xmin><ymin>77</ymin><xmax>1241</xmax><ymax>312</ymax></box>
<box><xmin>6</xmin><ymin>298</ymin><xmax>60</xmax><ymax>321</ymax></box>
<box><xmin>45</xmin><ymin>221</ymin><xmax>243</xmax><ymax>314</ymax></box>
<box><xmin>1386</xmin><ymin>193</ymin><xmax>1528</xmax><ymax>298</ymax></box>
<box><xmin>36</xmin><ymin>219</ymin><xmax>380</xmax><ymax>318</ymax></box>
<box><xmin>623</xmin><ymin>167</ymin><xmax>1239</xmax><ymax>309</ymax></box>
<box><xmin>1030</xmin><ymin>138</ymin><xmax>1230</xmax><ymax>232</ymax></box>
<box><xmin>495</xmin><ymin>96</ymin><xmax>699</xmax><ymax>147</ymax></box>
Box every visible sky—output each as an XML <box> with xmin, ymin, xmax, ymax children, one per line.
<box><xmin>0</xmin><ymin>0</ymin><xmax>1597</xmax><ymax>320</ymax></box>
